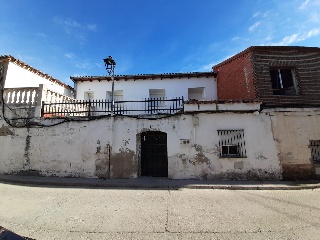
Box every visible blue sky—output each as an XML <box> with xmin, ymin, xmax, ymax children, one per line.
<box><xmin>1</xmin><ymin>0</ymin><xmax>320</xmax><ymax>86</ymax></box>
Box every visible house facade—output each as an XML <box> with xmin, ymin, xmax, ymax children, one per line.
<box><xmin>0</xmin><ymin>56</ymin><xmax>282</xmax><ymax>180</ymax></box>
<box><xmin>0</xmin><ymin>47</ymin><xmax>319</xmax><ymax>180</ymax></box>
<box><xmin>213</xmin><ymin>46</ymin><xmax>320</xmax><ymax>180</ymax></box>
<box><xmin>72</xmin><ymin>72</ymin><xmax>217</xmax><ymax>102</ymax></box>
<box><xmin>63</xmin><ymin>72</ymin><xmax>217</xmax><ymax>117</ymax></box>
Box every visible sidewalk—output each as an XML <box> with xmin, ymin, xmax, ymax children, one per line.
<box><xmin>0</xmin><ymin>174</ymin><xmax>320</xmax><ymax>190</ymax></box>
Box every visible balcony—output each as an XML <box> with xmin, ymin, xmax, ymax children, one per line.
<box><xmin>41</xmin><ymin>97</ymin><xmax>184</xmax><ymax>117</ymax></box>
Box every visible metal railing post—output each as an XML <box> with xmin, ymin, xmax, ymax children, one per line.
<box><xmin>88</xmin><ymin>99</ymin><xmax>91</xmax><ymax>117</ymax></box>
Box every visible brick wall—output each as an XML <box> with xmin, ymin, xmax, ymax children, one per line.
<box><xmin>252</xmin><ymin>47</ymin><xmax>320</xmax><ymax>107</ymax></box>
<box><xmin>214</xmin><ymin>46</ymin><xmax>320</xmax><ymax>107</ymax></box>
<box><xmin>213</xmin><ymin>51</ymin><xmax>256</xmax><ymax>100</ymax></box>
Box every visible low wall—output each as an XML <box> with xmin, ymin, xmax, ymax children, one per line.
<box><xmin>0</xmin><ymin>110</ymin><xmax>283</xmax><ymax>180</ymax></box>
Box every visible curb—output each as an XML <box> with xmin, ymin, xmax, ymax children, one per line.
<box><xmin>1</xmin><ymin>175</ymin><xmax>320</xmax><ymax>190</ymax></box>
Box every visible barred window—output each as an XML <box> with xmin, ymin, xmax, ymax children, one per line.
<box><xmin>218</xmin><ymin>129</ymin><xmax>246</xmax><ymax>158</ymax></box>
<box><xmin>310</xmin><ymin>140</ymin><xmax>320</xmax><ymax>164</ymax></box>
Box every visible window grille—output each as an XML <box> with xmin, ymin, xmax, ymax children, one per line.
<box><xmin>310</xmin><ymin>140</ymin><xmax>320</xmax><ymax>164</ymax></box>
<box><xmin>218</xmin><ymin>129</ymin><xmax>246</xmax><ymax>158</ymax></box>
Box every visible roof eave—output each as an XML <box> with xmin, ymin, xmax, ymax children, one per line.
<box><xmin>0</xmin><ymin>55</ymin><xmax>73</xmax><ymax>90</ymax></box>
<box><xmin>71</xmin><ymin>72</ymin><xmax>217</xmax><ymax>82</ymax></box>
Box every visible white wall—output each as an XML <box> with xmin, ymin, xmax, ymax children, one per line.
<box><xmin>5</xmin><ymin>62</ymin><xmax>72</xmax><ymax>97</ymax></box>
<box><xmin>75</xmin><ymin>76</ymin><xmax>217</xmax><ymax>101</ymax></box>
<box><xmin>0</xmin><ymin>108</ymin><xmax>281</xmax><ymax>180</ymax></box>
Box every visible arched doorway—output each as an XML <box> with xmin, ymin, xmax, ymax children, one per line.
<box><xmin>141</xmin><ymin>131</ymin><xmax>168</xmax><ymax>177</ymax></box>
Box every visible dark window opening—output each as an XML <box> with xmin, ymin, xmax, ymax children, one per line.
<box><xmin>270</xmin><ymin>69</ymin><xmax>298</xmax><ymax>95</ymax></box>
<box><xmin>222</xmin><ymin>145</ymin><xmax>239</xmax><ymax>157</ymax></box>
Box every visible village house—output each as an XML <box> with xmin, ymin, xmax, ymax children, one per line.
<box><xmin>0</xmin><ymin>46</ymin><xmax>319</xmax><ymax>180</ymax></box>
<box><xmin>0</xmin><ymin>55</ymin><xmax>74</xmax><ymax>119</ymax></box>
<box><xmin>213</xmin><ymin>46</ymin><xmax>320</xmax><ymax>179</ymax></box>
<box><xmin>67</xmin><ymin>72</ymin><xmax>216</xmax><ymax>116</ymax></box>
<box><xmin>72</xmin><ymin>72</ymin><xmax>217</xmax><ymax>102</ymax></box>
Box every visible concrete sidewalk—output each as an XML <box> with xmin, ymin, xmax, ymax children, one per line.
<box><xmin>0</xmin><ymin>174</ymin><xmax>320</xmax><ymax>190</ymax></box>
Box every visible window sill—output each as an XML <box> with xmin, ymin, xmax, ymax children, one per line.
<box><xmin>219</xmin><ymin>156</ymin><xmax>247</xmax><ymax>159</ymax></box>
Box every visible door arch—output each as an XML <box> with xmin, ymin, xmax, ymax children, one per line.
<box><xmin>141</xmin><ymin>131</ymin><xmax>168</xmax><ymax>177</ymax></box>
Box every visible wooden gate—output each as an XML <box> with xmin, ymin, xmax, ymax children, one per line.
<box><xmin>141</xmin><ymin>131</ymin><xmax>168</xmax><ymax>177</ymax></box>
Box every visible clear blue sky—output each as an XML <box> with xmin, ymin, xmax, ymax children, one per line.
<box><xmin>1</xmin><ymin>0</ymin><xmax>320</xmax><ymax>86</ymax></box>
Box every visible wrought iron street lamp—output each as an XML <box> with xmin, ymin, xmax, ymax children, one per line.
<box><xmin>103</xmin><ymin>56</ymin><xmax>116</xmax><ymax>114</ymax></box>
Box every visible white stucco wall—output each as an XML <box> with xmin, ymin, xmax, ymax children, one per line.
<box><xmin>74</xmin><ymin>76</ymin><xmax>217</xmax><ymax>101</ymax></box>
<box><xmin>4</xmin><ymin>62</ymin><xmax>72</xmax><ymax>96</ymax></box>
<box><xmin>0</xmin><ymin>108</ymin><xmax>281</xmax><ymax>180</ymax></box>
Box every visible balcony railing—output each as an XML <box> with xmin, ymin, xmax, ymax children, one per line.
<box><xmin>41</xmin><ymin>97</ymin><xmax>184</xmax><ymax>117</ymax></box>
<box><xmin>2</xmin><ymin>84</ymin><xmax>77</xmax><ymax>118</ymax></box>
<box><xmin>3</xmin><ymin>87</ymin><xmax>39</xmax><ymax>106</ymax></box>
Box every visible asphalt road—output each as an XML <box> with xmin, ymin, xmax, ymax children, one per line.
<box><xmin>0</xmin><ymin>183</ymin><xmax>320</xmax><ymax>239</ymax></box>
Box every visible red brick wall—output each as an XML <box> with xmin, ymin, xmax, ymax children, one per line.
<box><xmin>213</xmin><ymin>52</ymin><xmax>256</xmax><ymax>100</ymax></box>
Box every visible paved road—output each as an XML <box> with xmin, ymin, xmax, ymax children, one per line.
<box><xmin>1</xmin><ymin>183</ymin><xmax>320</xmax><ymax>239</ymax></box>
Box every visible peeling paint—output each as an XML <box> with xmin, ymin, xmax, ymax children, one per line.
<box><xmin>254</xmin><ymin>153</ymin><xmax>267</xmax><ymax>160</ymax></box>
<box><xmin>23</xmin><ymin>128</ymin><xmax>31</xmax><ymax>169</ymax></box>
<box><xmin>95</xmin><ymin>145</ymin><xmax>110</xmax><ymax>179</ymax></box>
<box><xmin>0</xmin><ymin>125</ymin><xmax>13</xmax><ymax>136</ymax></box>
<box><xmin>195</xmin><ymin>152</ymin><xmax>209</xmax><ymax>164</ymax></box>
<box><xmin>111</xmin><ymin>148</ymin><xmax>136</xmax><ymax>178</ymax></box>
<box><xmin>193</xmin><ymin>144</ymin><xmax>210</xmax><ymax>164</ymax></box>
<box><xmin>123</xmin><ymin>139</ymin><xmax>130</xmax><ymax>146</ymax></box>
<box><xmin>95</xmin><ymin>157</ymin><xmax>109</xmax><ymax>179</ymax></box>
<box><xmin>234</xmin><ymin>161</ymin><xmax>244</xmax><ymax>170</ymax></box>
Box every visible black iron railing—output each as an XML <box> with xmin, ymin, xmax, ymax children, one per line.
<box><xmin>41</xmin><ymin>97</ymin><xmax>184</xmax><ymax>117</ymax></box>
